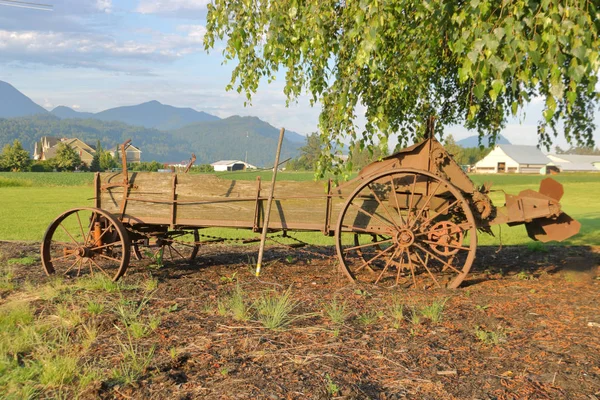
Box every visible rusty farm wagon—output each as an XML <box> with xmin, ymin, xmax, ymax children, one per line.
<box><xmin>40</xmin><ymin>137</ymin><xmax>581</xmax><ymax>289</ymax></box>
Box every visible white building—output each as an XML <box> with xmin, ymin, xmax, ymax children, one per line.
<box><xmin>474</xmin><ymin>144</ymin><xmax>552</xmax><ymax>174</ymax></box>
<box><xmin>546</xmin><ymin>154</ymin><xmax>600</xmax><ymax>172</ymax></box>
<box><xmin>210</xmin><ymin>160</ymin><xmax>257</xmax><ymax>172</ymax></box>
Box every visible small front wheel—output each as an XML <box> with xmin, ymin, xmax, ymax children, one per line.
<box><xmin>41</xmin><ymin>208</ymin><xmax>131</xmax><ymax>281</ymax></box>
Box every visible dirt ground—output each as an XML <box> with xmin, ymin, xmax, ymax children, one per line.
<box><xmin>2</xmin><ymin>241</ymin><xmax>600</xmax><ymax>400</ymax></box>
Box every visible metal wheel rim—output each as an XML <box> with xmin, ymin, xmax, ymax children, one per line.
<box><xmin>335</xmin><ymin>168</ymin><xmax>477</xmax><ymax>289</ymax></box>
<box><xmin>41</xmin><ymin>207</ymin><xmax>131</xmax><ymax>281</ymax></box>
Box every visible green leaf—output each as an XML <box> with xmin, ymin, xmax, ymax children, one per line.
<box><xmin>474</xmin><ymin>82</ymin><xmax>486</xmax><ymax>100</ymax></box>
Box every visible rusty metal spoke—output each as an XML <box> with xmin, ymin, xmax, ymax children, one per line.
<box><xmin>62</xmin><ymin>257</ymin><xmax>80</xmax><ymax>276</ymax></box>
<box><xmin>91</xmin><ymin>222</ymin><xmax>113</xmax><ymax>247</ymax></box>
<box><xmin>389</xmin><ymin>175</ymin><xmax>407</xmax><ymax>227</ymax></box>
<box><xmin>59</xmin><ymin>223</ymin><xmax>81</xmax><ymax>246</ymax></box>
<box><xmin>415</xmin><ymin>199</ymin><xmax>460</xmax><ymax>229</ymax></box>
<box><xmin>354</xmin><ymin>244</ymin><xmax>396</xmax><ymax>273</ymax></box>
<box><xmin>96</xmin><ymin>253</ymin><xmax>123</xmax><ymax>264</ymax></box>
<box><xmin>412</xmin><ymin>247</ymin><xmax>441</xmax><ymax>288</ymax></box>
<box><xmin>403</xmin><ymin>250</ymin><xmax>418</xmax><ymax>288</ymax></box>
<box><xmin>344</xmin><ymin>237</ymin><xmax>394</xmax><ymax>252</ymax></box>
<box><xmin>410</xmin><ymin>179</ymin><xmax>443</xmax><ymax>230</ymax></box>
<box><xmin>75</xmin><ymin>211</ymin><xmax>87</xmax><ymax>244</ymax></box>
<box><xmin>413</xmin><ymin>243</ymin><xmax>463</xmax><ymax>275</ymax></box>
<box><xmin>77</xmin><ymin>258</ymin><xmax>84</xmax><ymax>277</ymax></box>
<box><xmin>349</xmin><ymin>201</ymin><xmax>396</xmax><ymax>232</ymax></box>
<box><xmin>49</xmin><ymin>252</ymin><xmax>77</xmax><ymax>264</ymax></box>
<box><xmin>89</xmin><ymin>242</ymin><xmax>123</xmax><ymax>252</ymax></box>
<box><xmin>375</xmin><ymin>247</ymin><xmax>402</xmax><ymax>285</ymax></box>
<box><xmin>168</xmin><ymin>245</ymin><xmax>186</xmax><ymax>260</ymax></box>
<box><xmin>367</xmin><ymin>183</ymin><xmax>401</xmax><ymax>231</ymax></box>
<box><xmin>406</xmin><ymin>174</ymin><xmax>418</xmax><ymax>226</ymax></box>
<box><xmin>415</xmin><ymin>222</ymin><xmax>474</xmax><ymax>238</ymax></box>
<box><xmin>421</xmin><ymin>239</ymin><xmax>471</xmax><ymax>252</ymax></box>
<box><xmin>88</xmin><ymin>257</ymin><xmax>111</xmax><ymax>278</ymax></box>
<box><xmin>341</xmin><ymin>225</ymin><xmax>393</xmax><ymax>235</ymax></box>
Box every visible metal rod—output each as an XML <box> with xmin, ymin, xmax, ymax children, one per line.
<box><xmin>256</xmin><ymin>127</ymin><xmax>285</xmax><ymax>277</ymax></box>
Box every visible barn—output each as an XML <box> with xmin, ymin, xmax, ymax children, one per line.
<box><xmin>211</xmin><ymin>160</ymin><xmax>257</xmax><ymax>172</ymax></box>
<box><xmin>473</xmin><ymin>144</ymin><xmax>551</xmax><ymax>174</ymax></box>
<box><xmin>546</xmin><ymin>154</ymin><xmax>600</xmax><ymax>172</ymax></box>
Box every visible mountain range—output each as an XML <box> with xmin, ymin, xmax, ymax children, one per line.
<box><xmin>0</xmin><ymin>80</ymin><xmax>306</xmax><ymax>166</ymax></box>
<box><xmin>51</xmin><ymin>101</ymin><xmax>221</xmax><ymax>131</ymax></box>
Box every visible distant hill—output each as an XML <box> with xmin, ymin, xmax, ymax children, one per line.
<box><xmin>172</xmin><ymin>116</ymin><xmax>303</xmax><ymax>166</ymax></box>
<box><xmin>0</xmin><ymin>114</ymin><xmax>303</xmax><ymax>166</ymax></box>
<box><xmin>51</xmin><ymin>106</ymin><xmax>95</xmax><ymax>119</ymax></box>
<box><xmin>93</xmin><ymin>100</ymin><xmax>221</xmax><ymax>130</ymax></box>
<box><xmin>0</xmin><ymin>81</ymin><xmax>48</xmax><ymax>118</ymax></box>
<box><xmin>51</xmin><ymin>100</ymin><xmax>221</xmax><ymax>131</ymax></box>
<box><xmin>457</xmin><ymin>134</ymin><xmax>511</xmax><ymax>147</ymax></box>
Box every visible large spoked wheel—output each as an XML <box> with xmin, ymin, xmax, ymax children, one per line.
<box><xmin>150</xmin><ymin>229</ymin><xmax>200</xmax><ymax>264</ymax></box>
<box><xmin>41</xmin><ymin>208</ymin><xmax>131</xmax><ymax>281</ymax></box>
<box><xmin>335</xmin><ymin>169</ymin><xmax>477</xmax><ymax>289</ymax></box>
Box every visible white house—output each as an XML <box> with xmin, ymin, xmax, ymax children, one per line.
<box><xmin>546</xmin><ymin>154</ymin><xmax>600</xmax><ymax>172</ymax></box>
<box><xmin>210</xmin><ymin>160</ymin><xmax>257</xmax><ymax>172</ymax></box>
<box><xmin>474</xmin><ymin>144</ymin><xmax>552</xmax><ymax>174</ymax></box>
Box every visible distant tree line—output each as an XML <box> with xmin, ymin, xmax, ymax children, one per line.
<box><xmin>0</xmin><ymin>139</ymin><xmax>166</xmax><ymax>172</ymax></box>
<box><xmin>286</xmin><ymin>132</ymin><xmax>388</xmax><ymax>171</ymax></box>
<box><xmin>286</xmin><ymin>132</ymin><xmax>495</xmax><ymax>172</ymax></box>
<box><xmin>554</xmin><ymin>145</ymin><xmax>600</xmax><ymax>156</ymax></box>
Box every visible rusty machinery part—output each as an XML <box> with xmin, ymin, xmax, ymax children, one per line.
<box><xmin>128</xmin><ymin>228</ymin><xmax>200</xmax><ymax>263</ymax></box>
<box><xmin>427</xmin><ymin>221</ymin><xmax>464</xmax><ymax>257</ymax></box>
<box><xmin>41</xmin><ymin>208</ymin><xmax>131</xmax><ymax>281</ymax></box>
<box><xmin>472</xmin><ymin>190</ymin><xmax>493</xmax><ymax>220</ymax></box>
<box><xmin>335</xmin><ymin>168</ymin><xmax>477</xmax><ymax>289</ymax></box>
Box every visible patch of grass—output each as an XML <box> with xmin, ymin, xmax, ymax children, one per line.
<box><xmin>420</xmin><ymin>298</ymin><xmax>448</xmax><ymax>323</ymax></box>
<box><xmin>389</xmin><ymin>295</ymin><xmax>404</xmax><ymax>329</ymax></box>
<box><xmin>219</xmin><ymin>272</ymin><xmax>238</xmax><ymax>284</ymax></box>
<box><xmin>143</xmin><ymin>276</ymin><xmax>159</xmax><ymax>292</ymax></box>
<box><xmin>79</xmin><ymin>321</ymin><xmax>99</xmax><ymax>350</ymax></box>
<box><xmin>408</xmin><ymin>307</ymin><xmax>422</xmax><ymax>325</ymax></box>
<box><xmin>0</xmin><ymin>172</ymin><xmax>94</xmax><ymax>187</ymax></box>
<box><xmin>324</xmin><ymin>297</ymin><xmax>349</xmax><ymax>325</ymax></box>
<box><xmin>255</xmin><ymin>287</ymin><xmax>299</xmax><ymax>330</ymax></box>
<box><xmin>85</xmin><ymin>299</ymin><xmax>105</xmax><ymax>316</ymax></box>
<box><xmin>325</xmin><ymin>374</ymin><xmax>340</xmax><ymax>396</ymax></box>
<box><xmin>0</xmin><ymin>265</ymin><xmax>15</xmax><ymax>291</ymax></box>
<box><xmin>112</xmin><ymin>332</ymin><xmax>155</xmax><ymax>385</ymax></box>
<box><xmin>526</xmin><ymin>241</ymin><xmax>548</xmax><ymax>252</ymax></box>
<box><xmin>54</xmin><ymin>303</ymin><xmax>83</xmax><ymax>328</ymax></box>
<box><xmin>0</xmin><ymin>176</ymin><xmax>33</xmax><ymax>187</ymax></box>
<box><xmin>474</xmin><ymin>325</ymin><xmax>506</xmax><ymax>345</ymax></box>
<box><xmin>39</xmin><ymin>354</ymin><xmax>78</xmax><ymax>387</ymax></box>
<box><xmin>144</xmin><ymin>249</ymin><xmax>164</xmax><ymax>270</ymax></box>
<box><xmin>7</xmin><ymin>256</ymin><xmax>37</xmax><ymax>266</ymax></box>
<box><xmin>357</xmin><ymin>311</ymin><xmax>383</xmax><ymax>326</ymax></box>
<box><xmin>515</xmin><ymin>270</ymin><xmax>534</xmax><ymax>281</ymax></box>
<box><xmin>75</xmin><ymin>275</ymin><xmax>125</xmax><ymax>292</ymax></box>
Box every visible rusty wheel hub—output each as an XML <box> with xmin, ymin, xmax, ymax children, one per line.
<box><xmin>394</xmin><ymin>228</ymin><xmax>415</xmax><ymax>248</ymax></box>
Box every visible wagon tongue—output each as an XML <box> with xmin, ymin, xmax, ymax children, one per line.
<box><xmin>524</xmin><ymin>178</ymin><xmax>580</xmax><ymax>243</ymax></box>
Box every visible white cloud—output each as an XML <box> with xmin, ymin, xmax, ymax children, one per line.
<box><xmin>95</xmin><ymin>0</ymin><xmax>112</xmax><ymax>13</ymax></box>
<box><xmin>136</xmin><ymin>0</ymin><xmax>210</xmax><ymax>15</ymax></box>
<box><xmin>0</xmin><ymin>27</ymin><xmax>207</xmax><ymax>72</ymax></box>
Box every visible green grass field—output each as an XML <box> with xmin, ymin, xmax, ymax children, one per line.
<box><xmin>0</xmin><ymin>172</ymin><xmax>598</xmax><ymax>246</ymax></box>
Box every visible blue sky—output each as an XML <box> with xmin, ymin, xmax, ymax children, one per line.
<box><xmin>0</xmin><ymin>0</ymin><xmax>598</xmax><ymax>149</ymax></box>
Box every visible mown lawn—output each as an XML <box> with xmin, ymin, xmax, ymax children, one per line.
<box><xmin>0</xmin><ymin>172</ymin><xmax>598</xmax><ymax>246</ymax></box>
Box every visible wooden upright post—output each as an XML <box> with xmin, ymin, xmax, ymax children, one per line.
<box><xmin>256</xmin><ymin>127</ymin><xmax>285</xmax><ymax>277</ymax></box>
